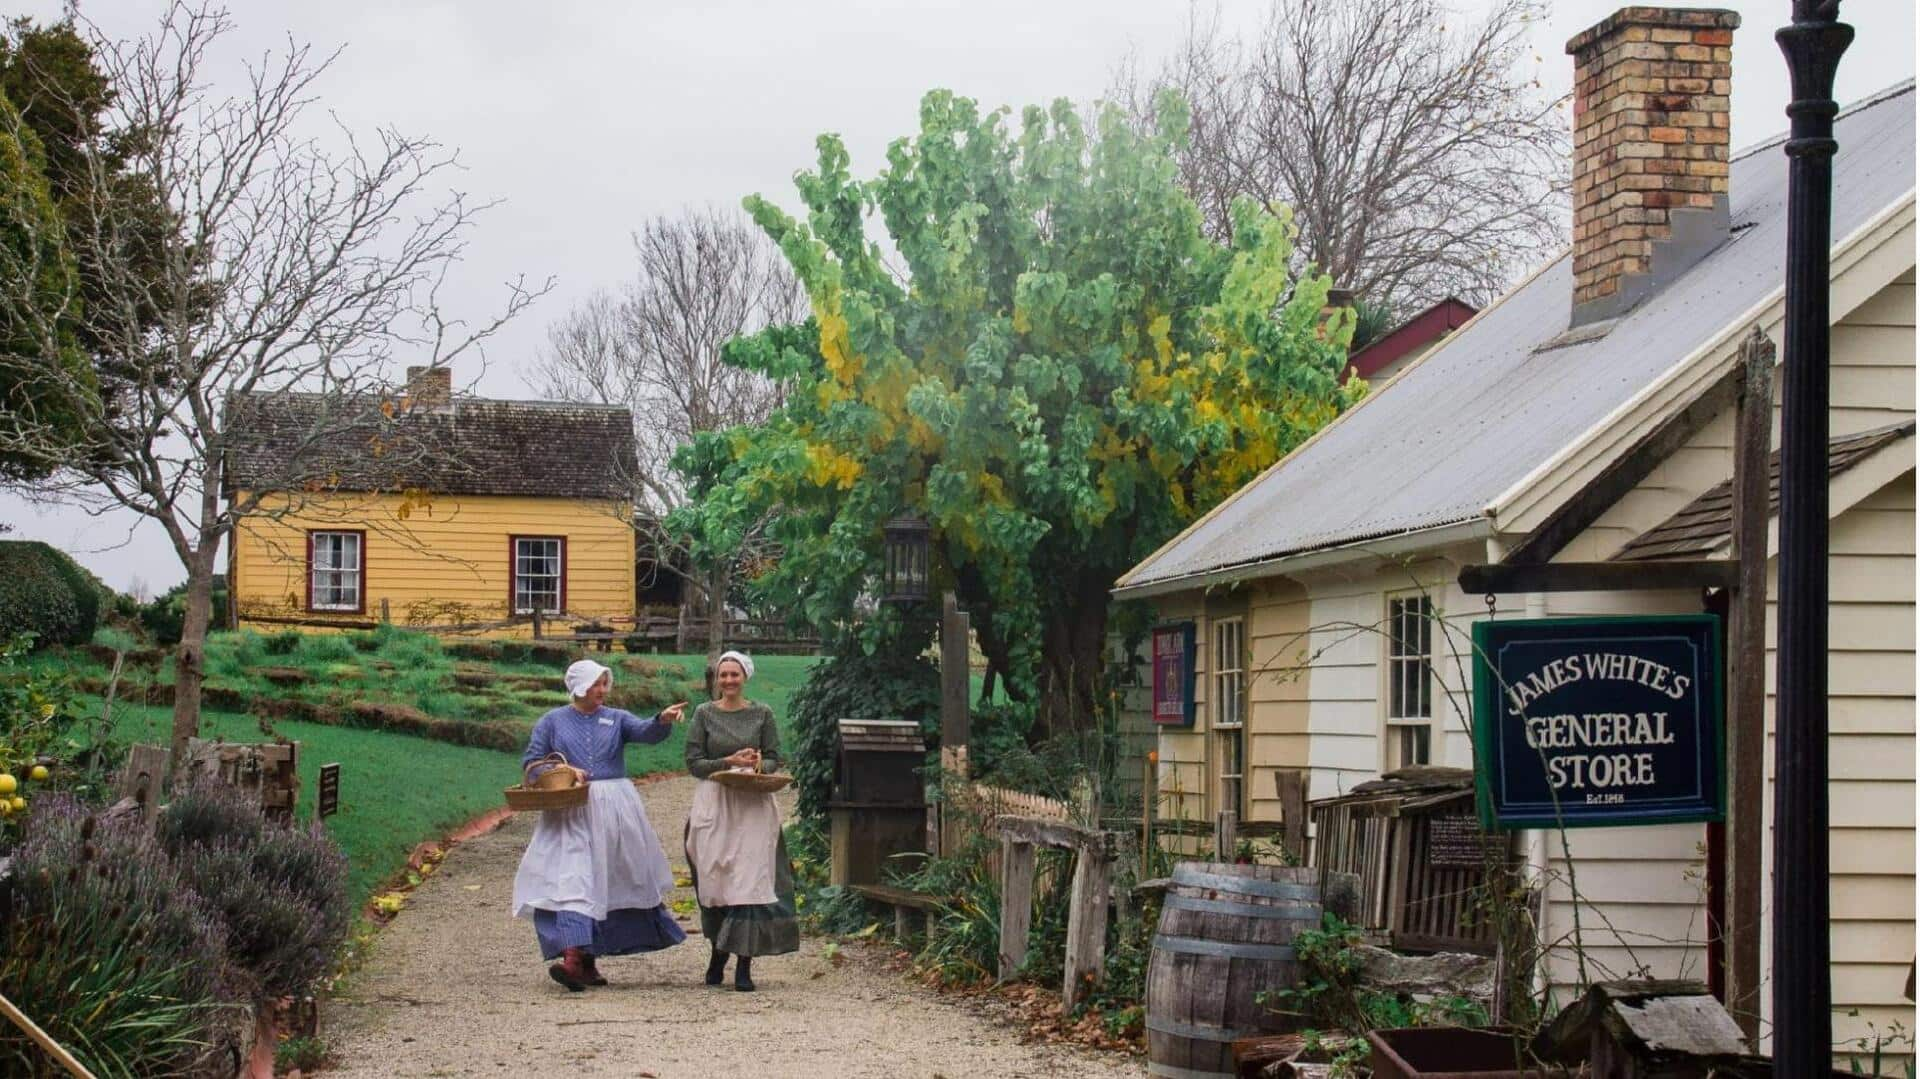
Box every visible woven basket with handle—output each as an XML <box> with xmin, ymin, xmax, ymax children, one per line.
<box><xmin>505</xmin><ymin>752</ymin><xmax>589</xmax><ymax>811</ymax></box>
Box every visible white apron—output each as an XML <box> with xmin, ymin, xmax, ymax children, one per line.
<box><xmin>684</xmin><ymin>778</ymin><xmax>781</xmax><ymax>907</ymax></box>
<box><xmin>512</xmin><ymin>779</ymin><xmax>673</xmax><ymax>921</ymax></box>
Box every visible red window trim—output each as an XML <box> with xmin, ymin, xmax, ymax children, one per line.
<box><xmin>508</xmin><ymin>534</ymin><xmax>567</xmax><ymax>616</ymax></box>
<box><xmin>305</xmin><ymin>529</ymin><xmax>368</xmax><ymax>615</ymax></box>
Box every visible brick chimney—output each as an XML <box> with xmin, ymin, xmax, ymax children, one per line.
<box><xmin>1566</xmin><ymin>7</ymin><xmax>1740</xmax><ymax>326</ymax></box>
<box><xmin>405</xmin><ymin>365</ymin><xmax>453</xmax><ymax>410</ymax></box>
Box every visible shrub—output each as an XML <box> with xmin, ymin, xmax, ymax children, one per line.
<box><xmin>160</xmin><ymin>779</ymin><xmax>352</xmax><ymax>1002</ymax></box>
<box><xmin>1</xmin><ymin>633</ymin><xmax>81</xmax><ymax>842</ymax></box>
<box><xmin>0</xmin><ymin>797</ymin><xmax>238</xmax><ymax>1076</ymax></box>
<box><xmin>295</xmin><ymin>632</ymin><xmax>358</xmax><ymax>665</ymax></box>
<box><xmin>157</xmin><ymin>777</ymin><xmax>267</xmax><ymax>855</ymax></box>
<box><xmin>264</xmin><ymin>630</ymin><xmax>301</xmax><ymax>655</ymax></box>
<box><xmin>0</xmin><ymin>541</ymin><xmax>98</xmax><ymax>648</ymax></box>
<box><xmin>786</xmin><ymin>638</ymin><xmax>940</xmax><ymax>825</ymax></box>
<box><xmin>139</xmin><ymin>578</ymin><xmax>231</xmax><ymax>646</ymax></box>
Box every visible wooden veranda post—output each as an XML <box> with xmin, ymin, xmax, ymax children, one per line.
<box><xmin>1724</xmin><ymin>328</ymin><xmax>1773</xmax><ymax>1044</ymax></box>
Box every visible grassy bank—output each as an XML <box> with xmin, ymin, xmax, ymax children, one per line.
<box><xmin>68</xmin><ymin>649</ymin><xmax>815</xmax><ymax>907</ymax></box>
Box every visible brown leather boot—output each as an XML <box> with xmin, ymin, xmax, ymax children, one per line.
<box><xmin>581</xmin><ymin>953</ymin><xmax>609</xmax><ymax>987</ymax></box>
<box><xmin>548</xmin><ymin>946</ymin><xmax>589</xmax><ymax>992</ymax></box>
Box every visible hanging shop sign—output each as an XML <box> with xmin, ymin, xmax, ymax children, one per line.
<box><xmin>1472</xmin><ymin>615</ymin><xmax>1722</xmax><ymax>830</ymax></box>
<box><xmin>1151</xmin><ymin>622</ymin><xmax>1197</xmax><ymax>727</ymax></box>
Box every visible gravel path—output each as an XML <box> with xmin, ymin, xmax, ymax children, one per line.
<box><xmin>324</xmin><ymin>775</ymin><xmax>1144</xmax><ymax>1078</ymax></box>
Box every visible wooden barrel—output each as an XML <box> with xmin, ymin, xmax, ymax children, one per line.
<box><xmin>1146</xmin><ymin>863</ymin><xmax>1327</xmax><ymax>1079</ymax></box>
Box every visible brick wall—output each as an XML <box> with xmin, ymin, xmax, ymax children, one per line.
<box><xmin>1566</xmin><ymin>7</ymin><xmax>1742</xmax><ymax>323</ymax></box>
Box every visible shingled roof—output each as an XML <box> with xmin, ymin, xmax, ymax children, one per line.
<box><xmin>1613</xmin><ymin>421</ymin><xmax>1915</xmax><ymax>562</ymax></box>
<box><xmin>223</xmin><ymin>392</ymin><xmax>639</xmax><ymax>501</ymax></box>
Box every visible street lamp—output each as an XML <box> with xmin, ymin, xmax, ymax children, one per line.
<box><xmin>881</xmin><ymin>513</ymin><xmax>931</xmax><ymax>605</ymax></box>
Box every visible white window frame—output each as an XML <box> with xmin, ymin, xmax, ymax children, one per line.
<box><xmin>513</xmin><ymin>536</ymin><xmax>565</xmax><ymax>615</ymax></box>
<box><xmin>1212</xmin><ymin>616</ymin><xmax>1246</xmax><ymax>817</ymax></box>
<box><xmin>309</xmin><ymin>531</ymin><xmax>362</xmax><ymax>612</ymax></box>
<box><xmin>1384</xmin><ymin>593</ymin><xmax>1435</xmax><ymax>771</ymax></box>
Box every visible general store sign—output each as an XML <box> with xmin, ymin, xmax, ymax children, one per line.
<box><xmin>1151</xmin><ymin>622</ymin><xmax>1196</xmax><ymax>726</ymax></box>
<box><xmin>1472</xmin><ymin>615</ymin><xmax>1722</xmax><ymax>829</ymax></box>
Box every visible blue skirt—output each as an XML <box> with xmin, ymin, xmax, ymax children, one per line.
<box><xmin>533</xmin><ymin>905</ymin><xmax>686</xmax><ymax>961</ymax></box>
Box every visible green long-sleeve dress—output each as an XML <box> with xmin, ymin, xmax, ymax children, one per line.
<box><xmin>682</xmin><ymin>701</ymin><xmax>800</xmax><ymax>957</ymax></box>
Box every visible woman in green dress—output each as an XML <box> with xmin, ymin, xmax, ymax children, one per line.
<box><xmin>683</xmin><ymin>650</ymin><xmax>799</xmax><ymax>991</ymax></box>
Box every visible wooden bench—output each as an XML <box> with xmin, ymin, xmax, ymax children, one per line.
<box><xmin>846</xmin><ymin>883</ymin><xmax>945</xmax><ymax>942</ymax></box>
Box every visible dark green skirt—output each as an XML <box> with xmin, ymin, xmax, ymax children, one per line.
<box><xmin>685</xmin><ymin>824</ymin><xmax>800</xmax><ymax>957</ymax></box>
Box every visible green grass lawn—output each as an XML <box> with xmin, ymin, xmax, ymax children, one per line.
<box><xmin>65</xmin><ymin>649</ymin><xmax>818</xmax><ymax>908</ymax></box>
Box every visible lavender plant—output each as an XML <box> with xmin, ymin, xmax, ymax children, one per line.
<box><xmin>0</xmin><ymin>796</ymin><xmax>238</xmax><ymax>1076</ymax></box>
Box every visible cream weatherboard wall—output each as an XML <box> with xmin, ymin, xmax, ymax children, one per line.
<box><xmin>1138</xmin><ymin>266</ymin><xmax>1916</xmax><ymax>1058</ymax></box>
<box><xmin>230</xmin><ymin>492</ymin><xmax>635</xmax><ymax>636</ymax></box>
<box><xmin>1528</xmin><ymin>269</ymin><xmax>1917</xmax><ymax>1048</ymax></box>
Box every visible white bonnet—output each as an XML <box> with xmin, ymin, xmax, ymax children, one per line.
<box><xmin>564</xmin><ymin>659</ymin><xmax>612</xmax><ymax>698</ymax></box>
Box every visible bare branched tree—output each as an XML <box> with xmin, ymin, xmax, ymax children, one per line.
<box><xmin>1113</xmin><ymin>0</ymin><xmax>1568</xmax><ymax>309</ymax></box>
<box><xmin>0</xmin><ymin>3</ymin><xmax>546</xmax><ymax>767</ymax></box>
<box><xmin>526</xmin><ymin>206</ymin><xmax>803</xmax><ymax>654</ymax></box>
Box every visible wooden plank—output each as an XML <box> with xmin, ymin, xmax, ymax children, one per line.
<box><xmin>1724</xmin><ymin>328</ymin><xmax>1772</xmax><ymax>1047</ymax></box>
<box><xmin>989</xmin><ymin>814</ymin><xmax>1111</xmax><ymax>854</ymax></box>
<box><xmin>1275</xmin><ymin>769</ymin><xmax>1309</xmax><ymax>864</ymax></box>
<box><xmin>116</xmin><ymin>744</ymin><xmax>169</xmax><ymax>824</ymax></box>
<box><xmin>1457</xmin><ymin>560</ymin><xmax>1737</xmax><ymax>595</ymax></box>
<box><xmin>1503</xmin><ymin>363</ymin><xmax>1743</xmax><ymax>565</ymax></box>
<box><xmin>1061</xmin><ymin>847</ymin><xmax>1112</xmax><ymax>1011</ymax></box>
<box><xmin>998</xmin><ymin>838</ymin><xmax>1037</xmax><ymax>980</ymax></box>
<box><xmin>1213</xmin><ymin>810</ymin><xmax>1238</xmax><ymax>862</ymax></box>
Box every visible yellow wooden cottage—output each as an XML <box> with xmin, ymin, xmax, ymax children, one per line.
<box><xmin>1115</xmin><ymin>10</ymin><xmax>1913</xmax><ymax>1064</ymax></box>
<box><xmin>223</xmin><ymin>367</ymin><xmax>637</xmax><ymax>636</ymax></box>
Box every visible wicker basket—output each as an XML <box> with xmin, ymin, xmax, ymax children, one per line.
<box><xmin>708</xmin><ymin>769</ymin><xmax>793</xmax><ymax>794</ymax></box>
<box><xmin>505</xmin><ymin>753</ymin><xmax>588</xmax><ymax>811</ymax></box>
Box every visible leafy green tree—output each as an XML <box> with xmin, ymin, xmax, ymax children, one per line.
<box><xmin>0</xmin><ymin>18</ymin><xmax>172</xmax><ymax>478</ymax></box>
<box><xmin>682</xmin><ymin>90</ymin><xmax>1361</xmax><ymax>741</ymax></box>
<box><xmin>0</xmin><ymin>84</ymin><xmax>89</xmax><ymax>481</ymax></box>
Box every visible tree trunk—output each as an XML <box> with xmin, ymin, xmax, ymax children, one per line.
<box><xmin>1034</xmin><ymin>590</ymin><xmax>1109</xmax><ymax>743</ymax></box>
<box><xmin>705</xmin><ymin>562</ymin><xmax>728</xmax><ymax>659</ymax></box>
<box><xmin>169</xmin><ymin>548</ymin><xmax>218</xmax><ymax>778</ymax></box>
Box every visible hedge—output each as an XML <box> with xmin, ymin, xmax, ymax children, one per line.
<box><xmin>0</xmin><ymin>541</ymin><xmax>98</xmax><ymax>648</ymax></box>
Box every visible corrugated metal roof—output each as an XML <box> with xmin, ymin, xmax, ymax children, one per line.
<box><xmin>1612</xmin><ymin>421</ymin><xmax>1915</xmax><ymax>562</ymax></box>
<box><xmin>1117</xmin><ymin>81</ymin><xmax>1916</xmax><ymax>595</ymax></box>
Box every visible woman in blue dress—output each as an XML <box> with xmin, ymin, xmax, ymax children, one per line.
<box><xmin>513</xmin><ymin>659</ymin><xmax>688</xmax><ymax>990</ymax></box>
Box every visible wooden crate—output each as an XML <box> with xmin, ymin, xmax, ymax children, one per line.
<box><xmin>1307</xmin><ymin>768</ymin><xmax>1511</xmax><ymax>954</ymax></box>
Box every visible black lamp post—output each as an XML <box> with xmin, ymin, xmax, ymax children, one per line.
<box><xmin>1774</xmin><ymin>2</ymin><xmax>1851</xmax><ymax>1071</ymax></box>
<box><xmin>881</xmin><ymin>513</ymin><xmax>931</xmax><ymax>605</ymax></box>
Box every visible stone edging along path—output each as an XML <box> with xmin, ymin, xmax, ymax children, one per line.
<box><xmin>323</xmin><ymin>774</ymin><xmax>1145</xmax><ymax>1079</ymax></box>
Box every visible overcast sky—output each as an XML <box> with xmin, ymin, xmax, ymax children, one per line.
<box><xmin>3</xmin><ymin>0</ymin><xmax>1914</xmax><ymax>594</ymax></box>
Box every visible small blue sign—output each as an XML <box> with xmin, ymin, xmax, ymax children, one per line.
<box><xmin>1472</xmin><ymin>615</ymin><xmax>1722</xmax><ymax>830</ymax></box>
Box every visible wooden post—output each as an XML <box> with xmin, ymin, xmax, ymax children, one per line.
<box><xmin>1724</xmin><ymin>327</ymin><xmax>1773</xmax><ymax>1046</ymax></box>
<box><xmin>941</xmin><ymin>592</ymin><xmax>970</xmax><ymax>758</ymax></box>
<box><xmin>1142</xmin><ymin>754</ymin><xmax>1155</xmax><ymax>877</ymax></box>
<box><xmin>998</xmin><ymin>836</ymin><xmax>1037</xmax><ymax>980</ymax></box>
<box><xmin>531</xmin><ymin>607</ymin><xmax>543</xmax><ymax>641</ymax></box>
<box><xmin>116</xmin><ymin>744</ymin><xmax>169</xmax><ymax>825</ymax></box>
<box><xmin>1062</xmin><ymin>841</ymin><xmax>1113</xmax><ymax>1009</ymax></box>
<box><xmin>379</xmin><ymin>596</ymin><xmax>391</xmax><ymax>624</ymax></box>
<box><xmin>1276</xmin><ymin>769</ymin><xmax>1310</xmax><ymax>864</ymax></box>
<box><xmin>1213</xmin><ymin>810</ymin><xmax>1238</xmax><ymax>862</ymax></box>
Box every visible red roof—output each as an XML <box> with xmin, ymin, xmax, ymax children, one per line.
<box><xmin>1345</xmin><ymin>297</ymin><xmax>1478</xmax><ymax>381</ymax></box>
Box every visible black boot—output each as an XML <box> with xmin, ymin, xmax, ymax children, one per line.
<box><xmin>705</xmin><ymin>948</ymin><xmax>729</xmax><ymax>987</ymax></box>
<box><xmin>734</xmin><ymin>955</ymin><xmax>755</xmax><ymax>993</ymax></box>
